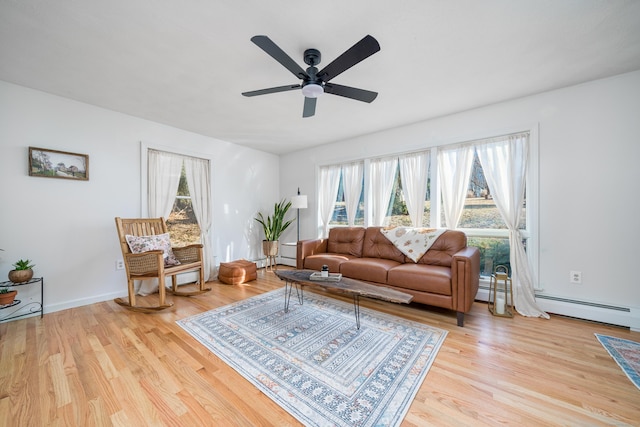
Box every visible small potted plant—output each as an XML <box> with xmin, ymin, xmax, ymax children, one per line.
<box><xmin>0</xmin><ymin>287</ymin><xmax>17</xmax><ymax>306</ymax></box>
<box><xmin>8</xmin><ymin>259</ymin><xmax>35</xmax><ymax>283</ymax></box>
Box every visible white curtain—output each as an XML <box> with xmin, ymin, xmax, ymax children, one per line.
<box><xmin>342</xmin><ymin>162</ymin><xmax>364</xmax><ymax>226</ymax></box>
<box><xmin>399</xmin><ymin>151</ymin><xmax>430</xmax><ymax>227</ymax></box>
<box><xmin>148</xmin><ymin>150</ymin><xmax>183</xmax><ymax>218</ymax></box>
<box><xmin>477</xmin><ymin>133</ymin><xmax>549</xmax><ymax>319</ymax></box>
<box><xmin>184</xmin><ymin>156</ymin><xmax>215</xmax><ymax>281</ymax></box>
<box><xmin>438</xmin><ymin>145</ymin><xmax>474</xmax><ymax>228</ymax></box>
<box><xmin>369</xmin><ymin>157</ymin><xmax>398</xmax><ymax>226</ymax></box>
<box><xmin>142</xmin><ymin>150</ymin><xmax>183</xmax><ymax>295</ymax></box>
<box><xmin>318</xmin><ymin>165</ymin><xmax>341</xmax><ymax>237</ymax></box>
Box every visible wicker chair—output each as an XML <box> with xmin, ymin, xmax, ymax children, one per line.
<box><xmin>114</xmin><ymin>217</ymin><xmax>211</xmax><ymax>312</ymax></box>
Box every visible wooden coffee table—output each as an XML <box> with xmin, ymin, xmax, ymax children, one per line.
<box><xmin>274</xmin><ymin>269</ymin><xmax>413</xmax><ymax>329</ymax></box>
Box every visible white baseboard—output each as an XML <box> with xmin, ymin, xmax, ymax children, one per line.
<box><xmin>476</xmin><ymin>285</ymin><xmax>633</xmax><ymax>328</ymax></box>
<box><xmin>45</xmin><ymin>290</ymin><xmax>123</xmax><ymax>314</ymax></box>
<box><xmin>630</xmin><ymin>307</ymin><xmax>640</xmax><ymax>332</ymax></box>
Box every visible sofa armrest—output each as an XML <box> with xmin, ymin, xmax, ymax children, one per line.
<box><xmin>451</xmin><ymin>246</ymin><xmax>481</xmax><ymax>314</ymax></box>
<box><xmin>296</xmin><ymin>239</ymin><xmax>328</xmax><ymax>269</ymax></box>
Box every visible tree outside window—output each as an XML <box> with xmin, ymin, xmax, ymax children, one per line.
<box><xmin>166</xmin><ymin>164</ymin><xmax>200</xmax><ymax>247</ymax></box>
<box><xmin>330</xmin><ymin>172</ymin><xmax>365</xmax><ymax>226</ymax></box>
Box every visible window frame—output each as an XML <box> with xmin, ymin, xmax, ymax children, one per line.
<box><xmin>139</xmin><ymin>141</ymin><xmax>214</xmax><ymax>226</ymax></box>
<box><xmin>317</xmin><ymin>123</ymin><xmax>540</xmax><ymax>288</ymax></box>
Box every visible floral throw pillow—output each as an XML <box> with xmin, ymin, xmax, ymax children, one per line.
<box><xmin>125</xmin><ymin>233</ymin><xmax>181</xmax><ymax>267</ymax></box>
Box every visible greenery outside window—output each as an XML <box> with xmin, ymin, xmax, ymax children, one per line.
<box><xmin>329</xmin><ymin>171</ymin><xmax>365</xmax><ymax>226</ymax></box>
<box><xmin>166</xmin><ymin>164</ymin><xmax>201</xmax><ymax>247</ymax></box>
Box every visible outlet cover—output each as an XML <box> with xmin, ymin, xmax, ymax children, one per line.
<box><xmin>570</xmin><ymin>270</ymin><xmax>582</xmax><ymax>284</ymax></box>
<box><xmin>116</xmin><ymin>260</ymin><xmax>125</xmax><ymax>270</ymax></box>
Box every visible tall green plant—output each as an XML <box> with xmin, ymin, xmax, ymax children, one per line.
<box><xmin>255</xmin><ymin>199</ymin><xmax>295</xmax><ymax>241</ymax></box>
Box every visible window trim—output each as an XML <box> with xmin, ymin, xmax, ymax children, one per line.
<box><xmin>139</xmin><ymin>141</ymin><xmax>214</xmax><ymax>219</ymax></box>
<box><xmin>316</xmin><ymin>122</ymin><xmax>540</xmax><ymax>288</ymax></box>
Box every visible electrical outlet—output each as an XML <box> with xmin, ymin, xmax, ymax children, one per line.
<box><xmin>570</xmin><ymin>270</ymin><xmax>582</xmax><ymax>284</ymax></box>
<box><xmin>116</xmin><ymin>260</ymin><xmax>125</xmax><ymax>270</ymax></box>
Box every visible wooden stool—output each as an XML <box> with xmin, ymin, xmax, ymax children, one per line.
<box><xmin>218</xmin><ymin>259</ymin><xmax>257</xmax><ymax>285</ymax></box>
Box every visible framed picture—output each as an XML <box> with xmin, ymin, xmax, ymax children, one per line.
<box><xmin>28</xmin><ymin>147</ymin><xmax>89</xmax><ymax>181</ymax></box>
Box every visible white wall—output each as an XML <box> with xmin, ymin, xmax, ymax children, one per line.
<box><xmin>280</xmin><ymin>70</ymin><xmax>640</xmax><ymax>328</ymax></box>
<box><xmin>0</xmin><ymin>81</ymin><xmax>279</xmax><ymax>313</ymax></box>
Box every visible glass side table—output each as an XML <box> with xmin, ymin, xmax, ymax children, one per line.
<box><xmin>0</xmin><ymin>277</ymin><xmax>44</xmax><ymax>322</ymax></box>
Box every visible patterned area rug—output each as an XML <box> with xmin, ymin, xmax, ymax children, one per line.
<box><xmin>595</xmin><ymin>334</ymin><xmax>640</xmax><ymax>390</ymax></box>
<box><xmin>177</xmin><ymin>289</ymin><xmax>447</xmax><ymax>426</ymax></box>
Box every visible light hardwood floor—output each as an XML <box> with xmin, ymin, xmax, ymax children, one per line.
<box><xmin>1</xmin><ymin>268</ymin><xmax>638</xmax><ymax>426</ymax></box>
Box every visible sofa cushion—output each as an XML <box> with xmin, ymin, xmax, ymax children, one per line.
<box><xmin>361</xmin><ymin>227</ymin><xmax>406</xmax><ymax>263</ymax></box>
<box><xmin>388</xmin><ymin>264</ymin><xmax>452</xmax><ymax>295</ymax></box>
<box><xmin>304</xmin><ymin>253</ymin><xmax>359</xmax><ymax>273</ymax></box>
<box><xmin>327</xmin><ymin>227</ymin><xmax>366</xmax><ymax>257</ymax></box>
<box><xmin>340</xmin><ymin>258</ymin><xmax>401</xmax><ymax>284</ymax></box>
<box><xmin>417</xmin><ymin>230</ymin><xmax>467</xmax><ymax>267</ymax></box>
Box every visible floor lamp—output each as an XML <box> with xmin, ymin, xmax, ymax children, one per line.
<box><xmin>290</xmin><ymin>188</ymin><xmax>308</xmax><ymax>241</ymax></box>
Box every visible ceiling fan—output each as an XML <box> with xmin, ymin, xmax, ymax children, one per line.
<box><xmin>242</xmin><ymin>35</ymin><xmax>380</xmax><ymax>118</ymax></box>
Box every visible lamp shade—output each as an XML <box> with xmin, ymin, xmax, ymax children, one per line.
<box><xmin>291</xmin><ymin>195</ymin><xmax>308</xmax><ymax>209</ymax></box>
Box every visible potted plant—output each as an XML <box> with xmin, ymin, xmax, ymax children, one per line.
<box><xmin>8</xmin><ymin>259</ymin><xmax>35</xmax><ymax>283</ymax></box>
<box><xmin>0</xmin><ymin>287</ymin><xmax>17</xmax><ymax>306</ymax></box>
<box><xmin>254</xmin><ymin>199</ymin><xmax>295</xmax><ymax>257</ymax></box>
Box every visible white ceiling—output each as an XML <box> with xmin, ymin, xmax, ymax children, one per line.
<box><xmin>1</xmin><ymin>1</ymin><xmax>640</xmax><ymax>155</ymax></box>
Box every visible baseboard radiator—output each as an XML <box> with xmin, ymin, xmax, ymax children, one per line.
<box><xmin>476</xmin><ymin>285</ymin><xmax>636</xmax><ymax>330</ymax></box>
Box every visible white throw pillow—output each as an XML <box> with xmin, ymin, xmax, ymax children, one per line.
<box><xmin>125</xmin><ymin>233</ymin><xmax>181</xmax><ymax>267</ymax></box>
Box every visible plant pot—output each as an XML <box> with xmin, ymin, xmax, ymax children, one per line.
<box><xmin>0</xmin><ymin>290</ymin><xmax>17</xmax><ymax>306</ymax></box>
<box><xmin>262</xmin><ymin>240</ymin><xmax>279</xmax><ymax>256</ymax></box>
<box><xmin>8</xmin><ymin>269</ymin><xmax>33</xmax><ymax>283</ymax></box>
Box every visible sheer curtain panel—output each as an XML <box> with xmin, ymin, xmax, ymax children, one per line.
<box><xmin>184</xmin><ymin>156</ymin><xmax>215</xmax><ymax>281</ymax></box>
<box><xmin>148</xmin><ymin>150</ymin><xmax>182</xmax><ymax>218</ymax></box>
<box><xmin>477</xmin><ymin>133</ymin><xmax>548</xmax><ymax>318</ymax></box>
<box><xmin>142</xmin><ymin>150</ymin><xmax>183</xmax><ymax>295</ymax></box>
<box><xmin>342</xmin><ymin>162</ymin><xmax>364</xmax><ymax>226</ymax></box>
<box><xmin>399</xmin><ymin>151</ymin><xmax>430</xmax><ymax>227</ymax></box>
<box><xmin>438</xmin><ymin>145</ymin><xmax>474</xmax><ymax>228</ymax></box>
<box><xmin>369</xmin><ymin>157</ymin><xmax>398</xmax><ymax>226</ymax></box>
<box><xmin>318</xmin><ymin>165</ymin><xmax>341</xmax><ymax>237</ymax></box>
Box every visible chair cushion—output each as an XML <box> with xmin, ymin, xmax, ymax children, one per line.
<box><xmin>125</xmin><ymin>233</ymin><xmax>181</xmax><ymax>266</ymax></box>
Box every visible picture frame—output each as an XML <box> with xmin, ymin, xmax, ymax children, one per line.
<box><xmin>28</xmin><ymin>147</ymin><xmax>89</xmax><ymax>181</ymax></box>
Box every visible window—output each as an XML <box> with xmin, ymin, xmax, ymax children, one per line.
<box><xmin>386</xmin><ymin>154</ymin><xmax>432</xmax><ymax>227</ymax></box>
<box><xmin>166</xmin><ymin>164</ymin><xmax>201</xmax><ymax>247</ymax></box>
<box><xmin>328</xmin><ymin>162</ymin><xmax>365</xmax><ymax>227</ymax></box>
<box><xmin>143</xmin><ymin>144</ymin><xmax>214</xmax><ymax>282</ymax></box>
<box><xmin>319</xmin><ymin>130</ymin><xmax>535</xmax><ymax>280</ymax></box>
<box><xmin>453</xmin><ymin>150</ymin><xmax>525</xmax><ymax>230</ymax></box>
<box><xmin>330</xmin><ymin>173</ymin><xmax>365</xmax><ymax>226</ymax></box>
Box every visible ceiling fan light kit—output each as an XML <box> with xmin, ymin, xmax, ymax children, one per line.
<box><xmin>301</xmin><ymin>83</ymin><xmax>323</xmax><ymax>98</ymax></box>
<box><xmin>242</xmin><ymin>35</ymin><xmax>380</xmax><ymax>118</ymax></box>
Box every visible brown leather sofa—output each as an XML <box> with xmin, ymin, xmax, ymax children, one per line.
<box><xmin>297</xmin><ymin>226</ymin><xmax>480</xmax><ymax>326</ymax></box>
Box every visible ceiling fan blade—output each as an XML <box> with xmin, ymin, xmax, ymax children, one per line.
<box><xmin>242</xmin><ymin>84</ymin><xmax>301</xmax><ymax>97</ymax></box>
<box><xmin>251</xmin><ymin>35</ymin><xmax>309</xmax><ymax>80</ymax></box>
<box><xmin>302</xmin><ymin>97</ymin><xmax>317</xmax><ymax>118</ymax></box>
<box><xmin>323</xmin><ymin>83</ymin><xmax>378</xmax><ymax>103</ymax></box>
<box><xmin>316</xmin><ymin>35</ymin><xmax>380</xmax><ymax>82</ymax></box>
